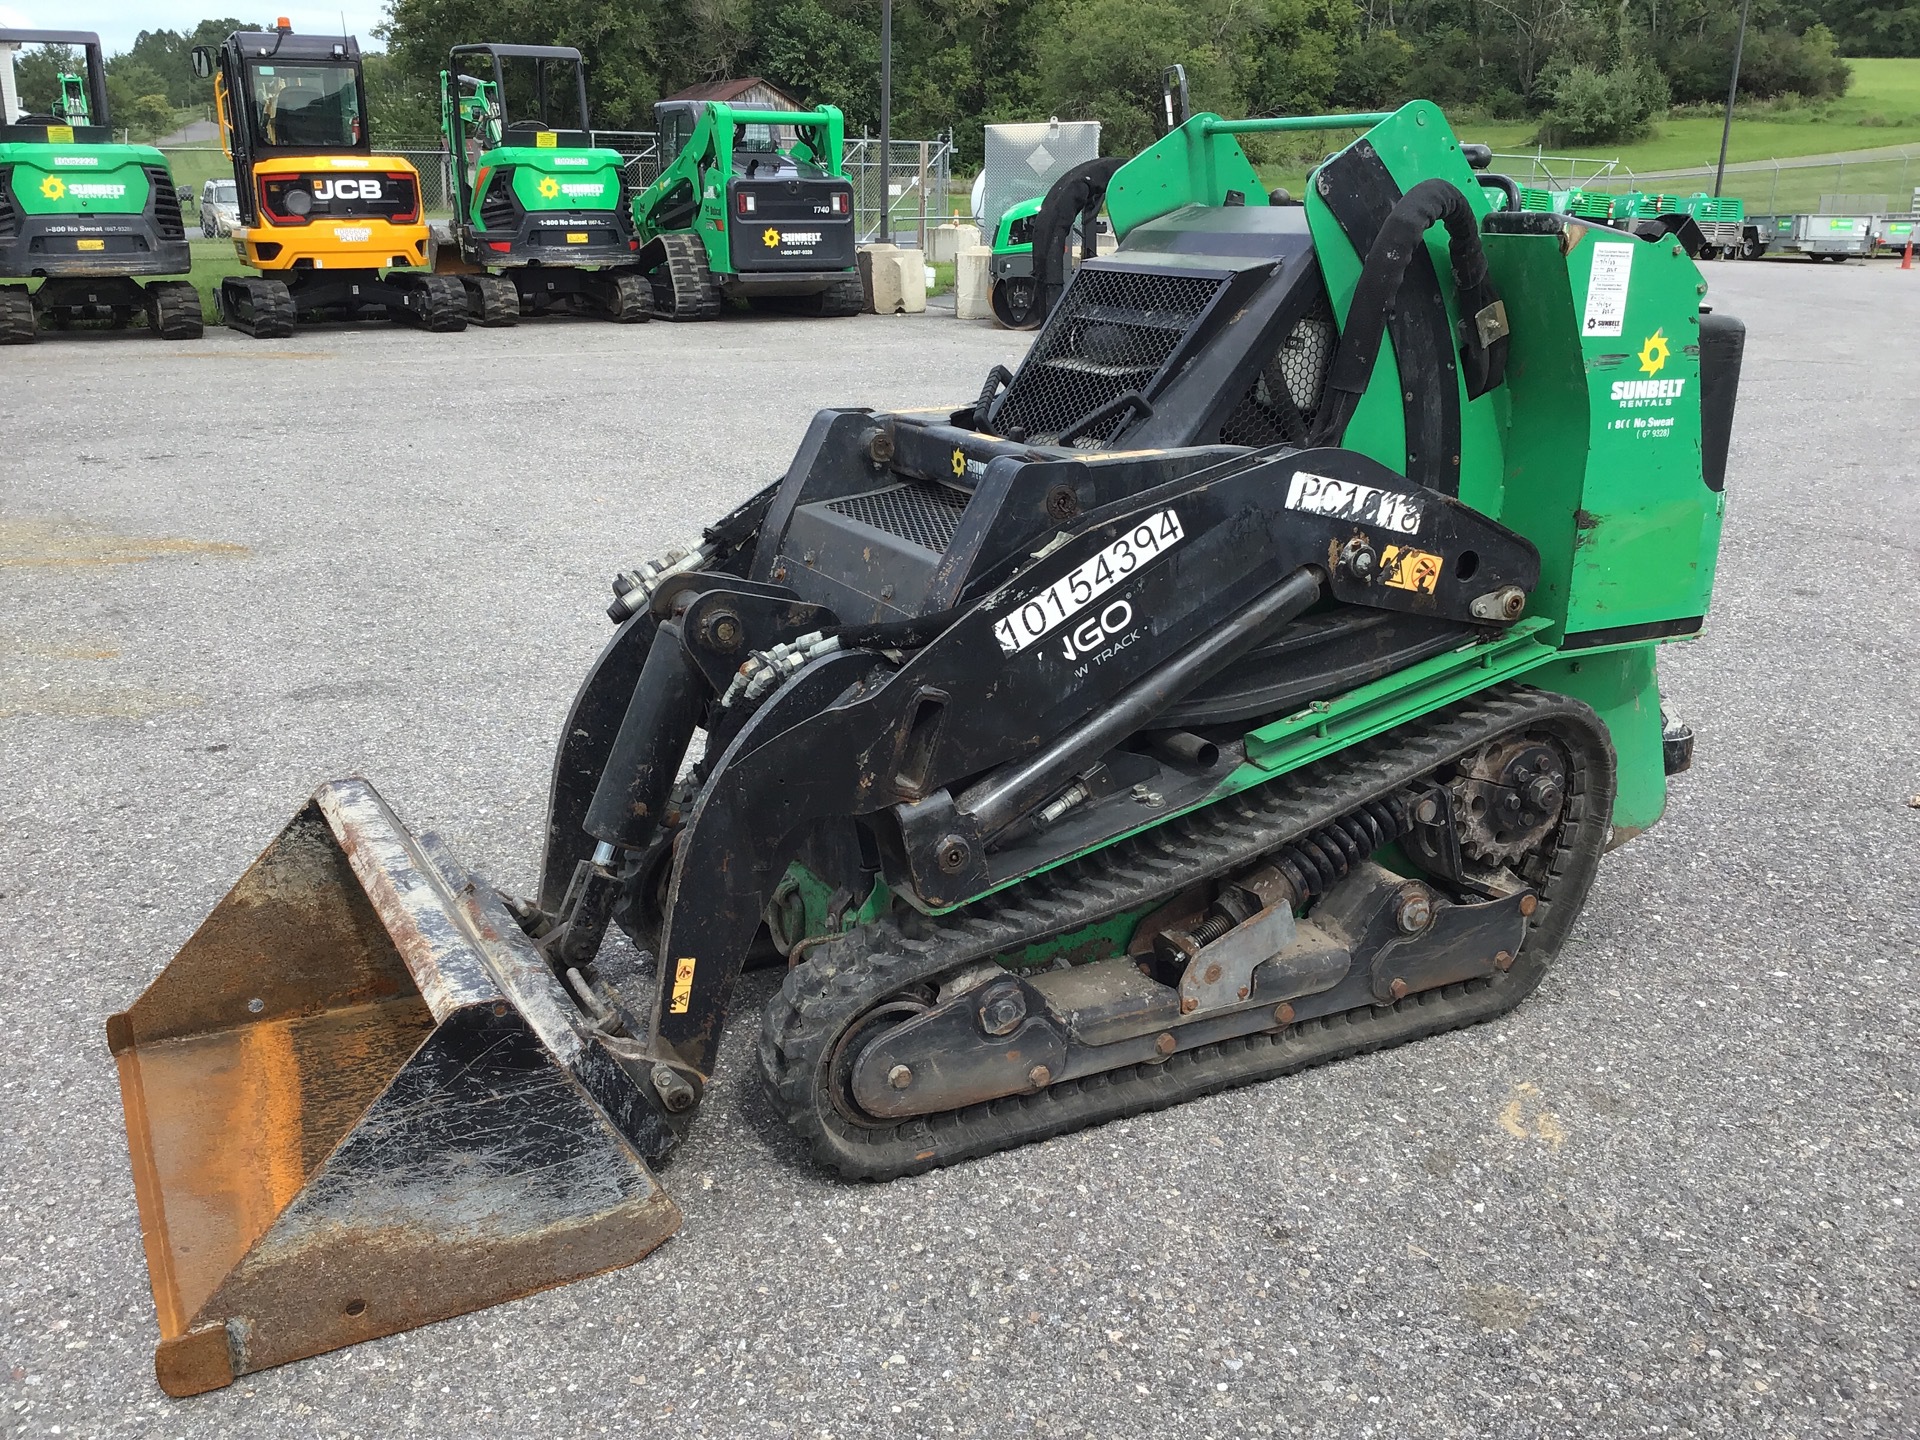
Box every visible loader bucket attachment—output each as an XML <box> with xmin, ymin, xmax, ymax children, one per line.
<box><xmin>107</xmin><ymin>778</ymin><xmax>681</xmax><ymax>1398</ymax></box>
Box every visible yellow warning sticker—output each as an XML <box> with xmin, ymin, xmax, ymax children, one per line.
<box><xmin>566</xmin><ymin>231</ymin><xmax>588</xmax><ymax>243</ymax></box>
<box><xmin>536</xmin><ymin>130</ymin><xmax>558</xmax><ymax>148</ymax></box>
<box><xmin>670</xmin><ymin>957</ymin><xmax>697</xmax><ymax>1014</ymax></box>
<box><xmin>77</xmin><ymin>238</ymin><xmax>104</xmax><ymax>251</ymax></box>
<box><xmin>48</xmin><ymin>124</ymin><xmax>73</xmax><ymax>143</ymax></box>
<box><xmin>1381</xmin><ymin>545</ymin><xmax>1443</xmax><ymax>594</ymax></box>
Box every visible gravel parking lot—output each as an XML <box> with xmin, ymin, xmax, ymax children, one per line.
<box><xmin>3</xmin><ymin>261</ymin><xmax>1915</xmax><ymax>1439</ymax></box>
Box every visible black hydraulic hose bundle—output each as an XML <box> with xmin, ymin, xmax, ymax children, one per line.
<box><xmin>1031</xmin><ymin>156</ymin><xmax>1125</xmax><ymax>317</ymax></box>
<box><xmin>1309</xmin><ymin>178</ymin><xmax>1510</xmax><ymax>449</ymax></box>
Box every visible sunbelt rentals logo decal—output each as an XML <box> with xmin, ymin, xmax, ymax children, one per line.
<box><xmin>40</xmin><ymin>174</ymin><xmax>126</xmax><ymax>201</ymax></box>
<box><xmin>1609</xmin><ymin>328</ymin><xmax>1685</xmax><ymax>408</ymax></box>
<box><xmin>763</xmin><ymin>228</ymin><xmax>824</xmax><ymax>248</ymax></box>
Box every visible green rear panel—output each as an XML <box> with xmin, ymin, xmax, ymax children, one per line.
<box><xmin>1</xmin><ymin>140</ymin><xmax>157</xmax><ymax>217</ymax></box>
<box><xmin>478</xmin><ymin>146</ymin><xmax>625</xmax><ymax>224</ymax></box>
<box><xmin>1485</xmin><ymin>227</ymin><xmax>1721</xmax><ymax>640</ymax></box>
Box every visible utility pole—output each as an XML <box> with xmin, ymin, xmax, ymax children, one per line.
<box><xmin>1714</xmin><ymin>0</ymin><xmax>1753</xmax><ymax>198</ymax></box>
<box><xmin>878</xmin><ymin>0</ymin><xmax>893</xmax><ymax>243</ymax></box>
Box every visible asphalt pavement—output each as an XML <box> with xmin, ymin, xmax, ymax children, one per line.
<box><xmin>2</xmin><ymin>259</ymin><xmax>1915</xmax><ymax>1439</ymax></box>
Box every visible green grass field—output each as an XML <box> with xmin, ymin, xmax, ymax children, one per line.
<box><xmin>1248</xmin><ymin>58</ymin><xmax>1920</xmax><ymax>204</ymax></box>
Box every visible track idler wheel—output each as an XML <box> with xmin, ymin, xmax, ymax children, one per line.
<box><xmin>0</xmin><ymin>284</ymin><xmax>35</xmax><ymax>344</ymax></box>
<box><xmin>219</xmin><ymin>276</ymin><xmax>295</xmax><ymax>339</ymax></box>
<box><xmin>145</xmin><ymin>280</ymin><xmax>205</xmax><ymax>340</ymax></box>
<box><xmin>463</xmin><ymin>273</ymin><xmax>521</xmax><ymax>327</ymax></box>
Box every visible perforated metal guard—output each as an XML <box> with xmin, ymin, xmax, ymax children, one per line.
<box><xmin>994</xmin><ymin>267</ymin><xmax>1226</xmax><ymax>448</ymax></box>
<box><xmin>1217</xmin><ymin>301</ymin><xmax>1338</xmax><ymax>449</ymax></box>
<box><xmin>828</xmin><ymin>479</ymin><xmax>971</xmax><ymax>553</ymax></box>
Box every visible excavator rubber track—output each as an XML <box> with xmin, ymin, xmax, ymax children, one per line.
<box><xmin>761</xmin><ymin>686</ymin><xmax>1613</xmax><ymax>1179</ymax></box>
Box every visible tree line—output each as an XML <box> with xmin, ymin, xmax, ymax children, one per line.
<box><xmin>6</xmin><ymin>0</ymin><xmax>1909</xmax><ymax>154</ymax></box>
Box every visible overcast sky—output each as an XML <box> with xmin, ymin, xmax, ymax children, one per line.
<box><xmin>0</xmin><ymin>4</ymin><xmax>390</xmax><ymax>57</ymax></box>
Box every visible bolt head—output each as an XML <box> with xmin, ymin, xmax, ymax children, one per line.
<box><xmin>1027</xmin><ymin>1064</ymin><xmax>1052</xmax><ymax>1089</ymax></box>
<box><xmin>1154</xmin><ymin>1032</ymin><xmax>1176</xmax><ymax>1056</ymax></box>
<box><xmin>1389</xmin><ymin>978</ymin><xmax>1410</xmax><ymax>1000</ymax></box>
<box><xmin>1395</xmin><ymin>890</ymin><xmax>1433</xmax><ymax>934</ymax></box>
<box><xmin>1414</xmin><ymin>795</ymin><xmax>1440</xmax><ymax>824</ymax></box>
<box><xmin>978</xmin><ymin>983</ymin><xmax>1027</xmax><ymax>1036</ymax></box>
<box><xmin>1272</xmin><ymin>1003</ymin><xmax>1295</xmax><ymax>1027</ymax></box>
<box><xmin>1495</xmin><ymin>949</ymin><xmax>1515</xmax><ymax>971</ymax></box>
<box><xmin>1202</xmin><ymin>962</ymin><xmax>1223</xmax><ymax>985</ymax></box>
<box><xmin>1518</xmin><ymin>893</ymin><xmax>1539</xmax><ymax>917</ymax></box>
<box><xmin>887</xmin><ymin>1063</ymin><xmax>913</xmax><ymax>1090</ymax></box>
<box><xmin>1179</xmin><ymin>996</ymin><xmax>1198</xmax><ymax>1014</ymax></box>
<box><xmin>935</xmin><ymin>835</ymin><xmax>970</xmax><ymax>874</ymax></box>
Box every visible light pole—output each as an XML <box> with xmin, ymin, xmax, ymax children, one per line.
<box><xmin>878</xmin><ymin>0</ymin><xmax>892</xmax><ymax>243</ymax></box>
<box><xmin>1713</xmin><ymin>0</ymin><xmax>1753</xmax><ymax>198</ymax></box>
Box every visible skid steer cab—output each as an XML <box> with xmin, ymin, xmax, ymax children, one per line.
<box><xmin>191</xmin><ymin>23</ymin><xmax>466</xmax><ymax>336</ymax></box>
<box><xmin>434</xmin><ymin>44</ymin><xmax>648</xmax><ymax>324</ymax></box>
<box><xmin>111</xmin><ymin>100</ymin><xmax>1743</xmax><ymax>1397</ymax></box>
<box><xmin>631</xmin><ymin>99</ymin><xmax>862</xmax><ymax>318</ymax></box>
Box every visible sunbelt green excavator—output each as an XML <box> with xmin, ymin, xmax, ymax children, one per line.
<box><xmin>0</xmin><ymin>29</ymin><xmax>202</xmax><ymax>342</ymax></box>
<box><xmin>435</xmin><ymin>44</ymin><xmax>648</xmax><ymax>323</ymax></box>
<box><xmin>108</xmin><ymin>100</ymin><xmax>1739</xmax><ymax>1397</ymax></box>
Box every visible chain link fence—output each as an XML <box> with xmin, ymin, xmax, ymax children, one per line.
<box><xmin>162</xmin><ymin>130</ymin><xmax>955</xmax><ymax>242</ymax></box>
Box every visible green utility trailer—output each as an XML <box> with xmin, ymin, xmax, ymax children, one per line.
<box><xmin>631</xmin><ymin>99</ymin><xmax>860</xmax><ymax>319</ymax></box>
<box><xmin>437</xmin><ymin>44</ymin><xmax>647</xmax><ymax>324</ymax></box>
<box><xmin>0</xmin><ymin>29</ymin><xmax>201</xmax><ymax>343</ymax></box>
<box><xmin>1672</xmin><ymin>194</ymin><xmax>1759</xmax><ymax>260</ymax></box>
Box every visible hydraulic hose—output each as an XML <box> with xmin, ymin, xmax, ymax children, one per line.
<box><xmin>1309</xmin><ymin>178</ymin><xmax>1509</xmax><ymax>448</ymax></box>
<box><xmin>1032</xmin><ymin>157</ymin><xmax>1125</xmax><ymax>318</ymax></box>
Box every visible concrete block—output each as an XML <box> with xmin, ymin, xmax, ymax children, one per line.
<box><xmin>860</xmin><ymin>244</ymin><xmax>926</xmax><ymax>314</ymax></box>
<box><xmin>856</xmin><ymin>244</ymin><xmax>897</xmax><ymax>313</ymax></box>
<box><xmin>928</xmin><ymin>223</ymin><xmax>980</xmax><ymax>264</ymax></box>
<box><xmin>956</xmin><ymin>245</ymin><xmax>994</xmax><ymax>320</ymax></box>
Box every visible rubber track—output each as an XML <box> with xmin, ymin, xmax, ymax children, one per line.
<box><xmin>222</xmin><ymin>276</ymin><xmax>294</xmax><ymax>338</ymax></box>
<box><xmin>608</xmin><ymin>270</ymin><xmax>653</xmax><ymax>322</ymax></box>
<box><xmin>393</xmin><ymin>274</ymin><xmax>468</xmax><ymax>332</ymax></box>
<box><xmin>146</xmin><ymin>280</ymin><xmax>204</xmax><ymax>340</ymax></box>
<box><xmin>817</xmin><ymin>274</ymin><xmax>865</xmax><ymax>317</ymax></box>
<box><xmin>468</xmin><ymin>273</ymin><xmax>520</xmax><ymax>327</ymax></box>
<box><xmin>0</xmin><ymin>285</ymin><xmax>35</xmax><ymax>344</ymax></box>
<box><xmin>651</xmin><ymin>233</ymin><xmax>723</xmax><ymax>321</ymax></box>
<box><xmin>759</xmin><ymin>685</ymin><xmax>1615</xmax><ymax>1180</ymax></box>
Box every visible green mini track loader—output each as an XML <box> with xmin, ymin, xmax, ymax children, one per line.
<box><xmin>631</xmin><ymin>97</ymin><xmax>860</xmax><ymax>318</ymax></box>
<box><xmin>0</xmin><ymin>29</ymin><xmax>202</xmax><ymax>343</ymax></box>
<box><xmin>436</xmin><ymin>44</ymin><xmax>647</xmax><ymax>324</ymax></box>
<box><xmin>109</xmin><ymin>101</ymin><xmax>1741</xmax><ymax>1397</ymax></box>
